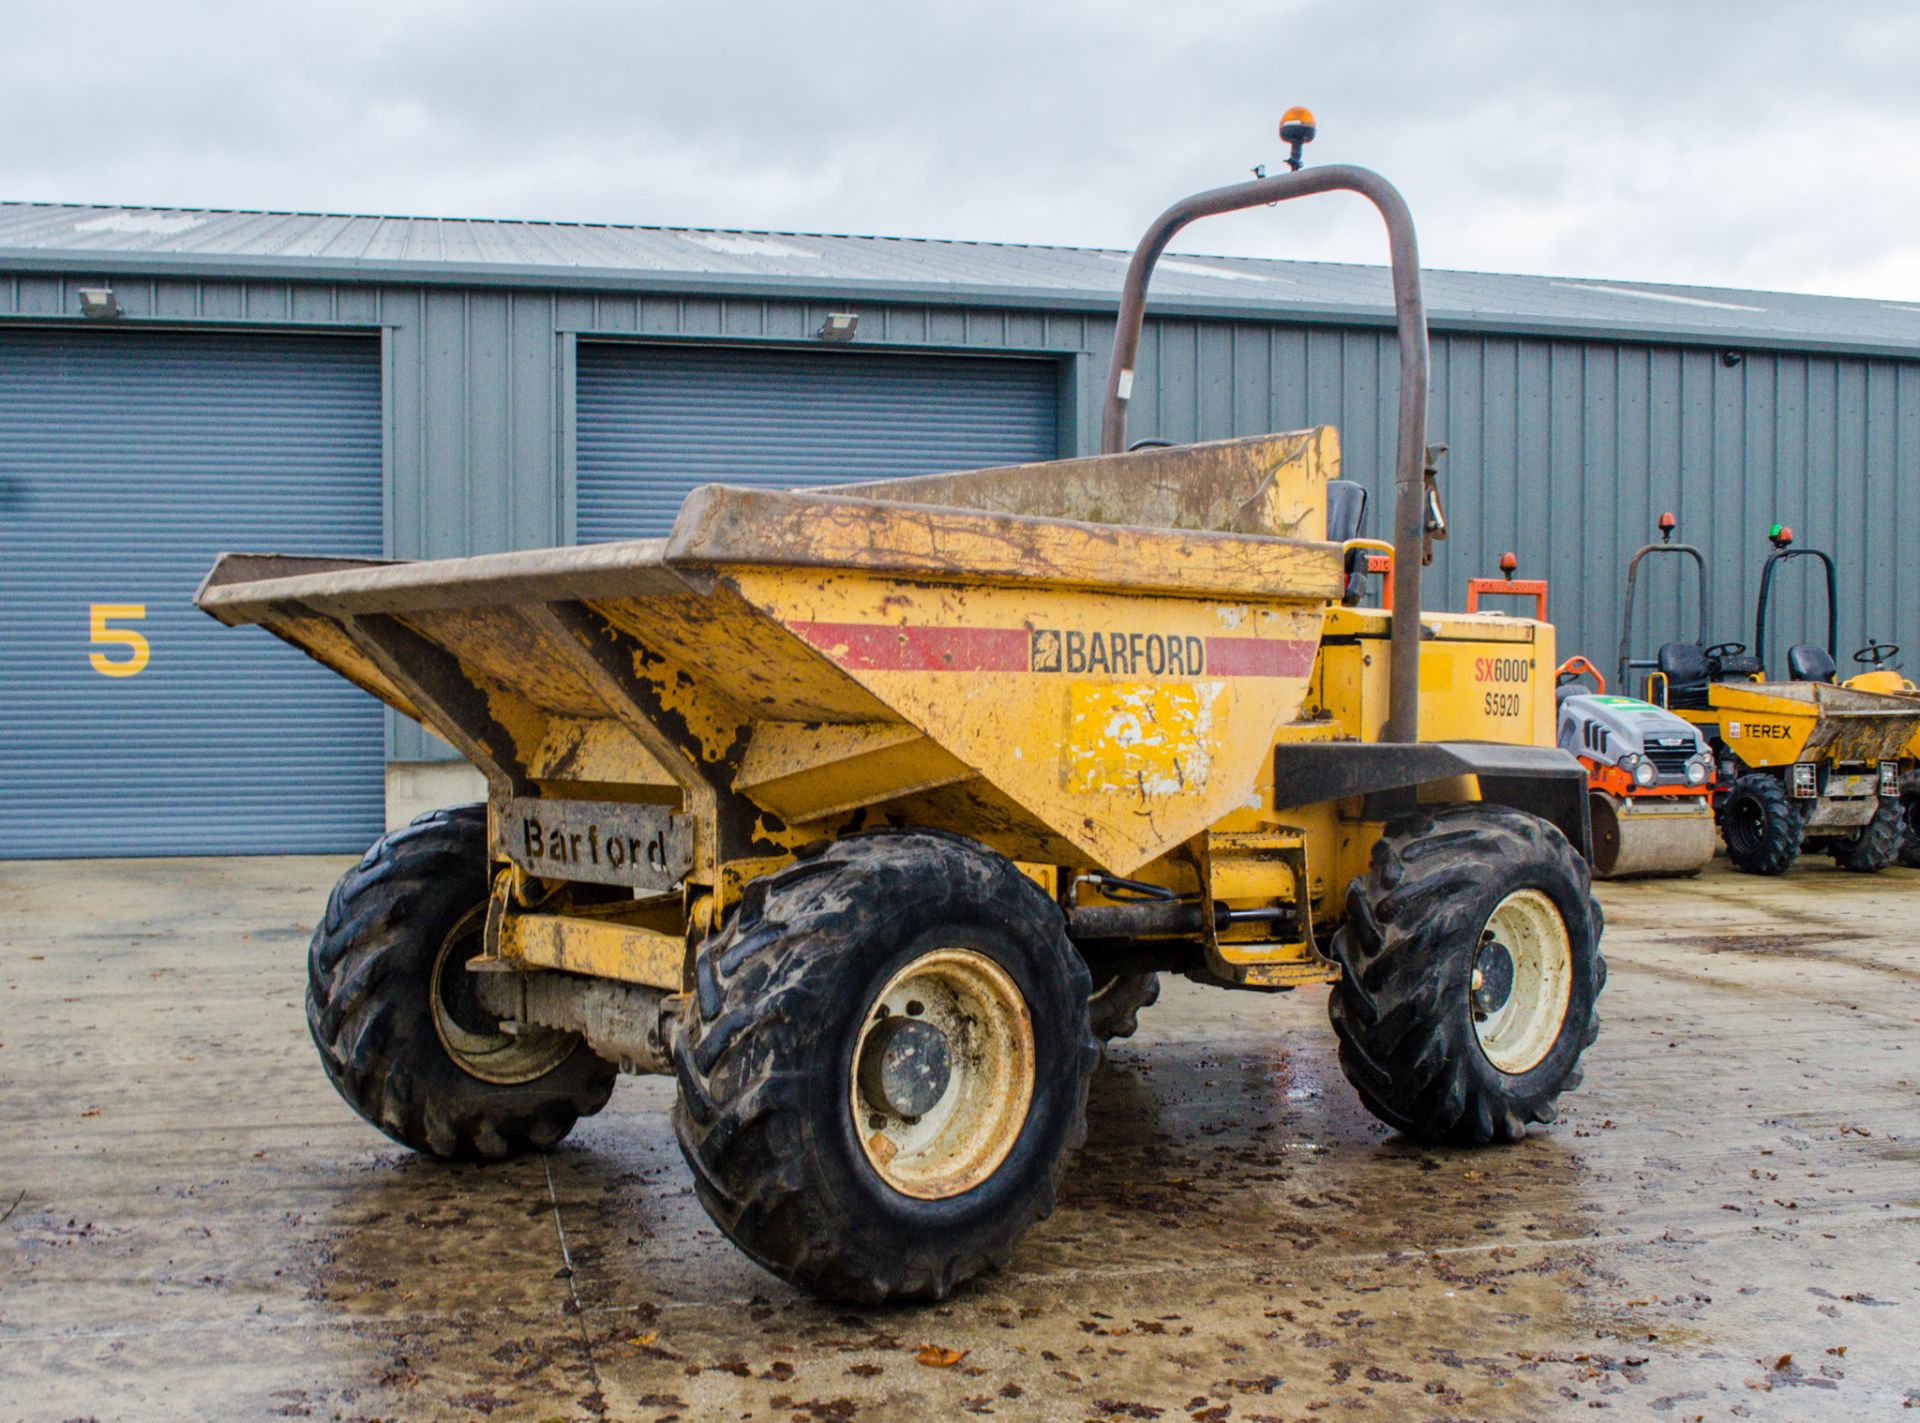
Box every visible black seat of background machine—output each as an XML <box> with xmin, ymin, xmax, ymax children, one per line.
<box><xmin>1658</xmin><ymin>642</ymin><xmax>1712</xmax><ymax>708</ymax></box>
<box><xmin>1326</xmin><ymin>479</ymin><xmax>1371</xmax><ymax>605</ymax></box>
<box><xmin>1787</xmin><ymin>643</ymin><xmax>1837</xmax><ymax>683</ymax></box>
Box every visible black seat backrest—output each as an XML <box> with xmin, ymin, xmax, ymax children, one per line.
<box><xmin>1327</xmin><ymin>480</ymin><xmax>1372</xmax><ymax>605</ymax></box>
<box><xmin>1787</xmin><ymin>643</ymin><xmax>1836</xmax><ymax>683</ymax></box>
<box><xmin>1658</xmin><ymin>641</ymin><xmax>1708</xmax><ymax>686</ymax></box>
<box><xmin>1658</xmin><ymin>641</ymin><xmax>1711</xmax><ymax>708</ymax></box>
<box><xmin>1326</xmin><ymin>479</ymin><xmax>1369</xmax><ymax>544</ymax></box>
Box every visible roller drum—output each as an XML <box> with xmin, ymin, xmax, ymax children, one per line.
<box><xmin>1589</xmin><ymin>791</ymin><xmax>1716</xmax><ymax>879</ymax></box>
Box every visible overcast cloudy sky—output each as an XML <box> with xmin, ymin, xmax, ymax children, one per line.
<box><xmin>6</xmin><ymin>1</ymin><xmax>1918</xmax><ymax>300</ymax></box>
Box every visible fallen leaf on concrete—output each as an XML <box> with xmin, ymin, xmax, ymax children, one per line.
<box><xmin>916</xmin><ymin>1345</ymin><xmax>968</xmax><ymax>1368</ymax></box>
<box><xmin>1774</xmin><ymin>1354</ymin><xmax>1793</xmax><ymax>1371</ymax></box>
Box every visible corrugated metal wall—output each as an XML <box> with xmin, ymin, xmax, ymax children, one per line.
<box><xmin>576</xmin><ymin>344</ymin><xmax>1060</xmax><ymax>539</ymax></box>
<box><xmin>1125</xmin><ymin>320</ymin><xmax>1920</xmax><ymax>683</ymax></box>
<box><xmin>0</xmin><ymin>326</ymin><xmax>384</xmax><ymax>855</ymax></box>
<box><xmin>5</xmin><ymin>271</ymin><xmax>1915</xmax><ymax>772</ymax></box>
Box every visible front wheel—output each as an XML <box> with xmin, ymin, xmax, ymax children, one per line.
<box><xmin>1327</xmin><ymin>805</ymin><xmax>1605</xmax><ymax>1145</ymax></box>
<box><xmin>671</xmin><ymin>830</ymin><xmax>1100</xmax><ymax>1303</ymax></box>
<box><xmin>1720</xmin><ymin>772</ymin><xmax>1802</xmax><ymax>875</ymax></box>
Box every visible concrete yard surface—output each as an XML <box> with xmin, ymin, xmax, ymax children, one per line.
<box><xmin>1</xmin><ymin>854</ymin><xmax>1916</xmax><ymax>1421</ymax></box>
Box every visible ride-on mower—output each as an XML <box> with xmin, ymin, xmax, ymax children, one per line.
<box><xmin>196</xmin><ymin>124</ymin><xmax>1605</xmax><ymax>1303</ymax></box>
<box><xmin>1618</xmin><ymin>514</ymin><xmax>1919</xmax><ymax>875</ymax></box>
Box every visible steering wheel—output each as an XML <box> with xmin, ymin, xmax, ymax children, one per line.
<box><xmin>1705</xmin><ymin>641</ymin><xmax>1747</xmax><ymax>661</ymax></box>
<box><xmin>1854</xmin><ymin>639</ymin><xmax>1900</xmax><ymax>668</ymax></box>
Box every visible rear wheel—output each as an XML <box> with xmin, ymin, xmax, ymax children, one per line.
<box><xmin>1087</xmin><ymin>971</ymin><xmax>1160</xmax><ymax>1044</ymax></box>
<box><xmin>1828</xmin><ymin>794</ymin><xmax>1903</xmax><ymax>873</ymax></box>
<box><xmin>307</xmin><ymin>806</ymin><xmax>616</xmax><ymax>1160</ymax></box>
<box><xmin>1898</xmin><ymin>771</ymin><xmax>1920</xmax><ymax>869</ymax></box>
<box><xmin>1720</xmin><ymin>772</ymin><xmax>1802</xmax><ymax>875</ymax></box>
<box><xmin>1326</xmin><ymin>805</ymin><xmax>1604</xmax><ymax>1145</ymax></box>
<box><xmin>671</xmin><ymin>830</ymin><xmax>1099</xmax><ymax>1303</ymax></box>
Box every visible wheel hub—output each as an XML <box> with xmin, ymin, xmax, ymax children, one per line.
<box><xmin>1471</xmin><ymin>936</ymin><xmax>1516</xmax><ymax>1016</ymax></box>
<box><xmin>857</xmin><ymin>1016</ymin><xmax>953</xmax><ymax>1118</ymax></box>
<box><xmin>430</xmin><ymin>904</ymin><xmax>575</xmax><ymax>1085</ymax></box>
<box><xmin>849</xmin><ymin>947</ymin><xmax>1035</xmax><ymax>1200</ymax></box>
<box><xmin>1468</xmin><ymin>888</ymin><xmax>1575</xmax><ymax>1076</ymax></box>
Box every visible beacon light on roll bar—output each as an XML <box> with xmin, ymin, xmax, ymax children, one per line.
<box><xmin>1278</xmin><ymin>107</ymin><xmax>1317</xmax><ymax>170</ymax></box>
<box><xmin>1097</xmin><ymin>111</ymin><xmax>1435</xmax><ymax>746</ymax></box>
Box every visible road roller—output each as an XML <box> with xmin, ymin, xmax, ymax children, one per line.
<box><xmin>1554</xmin><ymin>656</ymin><xmax>1716</xmax><ymax>877</ymax></box>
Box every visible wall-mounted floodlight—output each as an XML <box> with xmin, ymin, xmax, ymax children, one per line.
<box><xmin>817</xmin><ymin>312</ymin><xmax>858</xmax><ymax>342</ymax></box>
<box><xmin>78</xmin><ymin>287</ymin><xmax>122</xmax><ymax>319</ymax></box>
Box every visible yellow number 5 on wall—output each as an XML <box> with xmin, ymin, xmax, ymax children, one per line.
<box><xmin>89</xmin><ymin>604</ymin><xmax>150</xmax><ymax>677</ymax></box>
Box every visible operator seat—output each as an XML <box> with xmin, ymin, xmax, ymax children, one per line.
<box><xmin>1325</xmin><ymin>479</ymin><xmax>1372</xmax><ymax>606</ymax></box>
<box><xmin>1658</xmin><ymin>641</ymin><xmax>1712</xmax><ymax>709</ymax></box>
<box><xmin>1787</xmin><ymin>643</ymin><xmax>1836</xmax><ymax>683</ymax></box>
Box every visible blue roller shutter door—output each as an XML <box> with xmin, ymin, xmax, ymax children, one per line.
<box><xmin>575</xmin><ymin>344</ymin><xmax>1059</xmax><ymax>540</ymax></box>
<box><xmin>0</xmin><ymin>328</ymin><xmax>384</xmax><ymax>857</ymax></box>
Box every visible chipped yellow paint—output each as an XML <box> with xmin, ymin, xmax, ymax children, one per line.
<box><xmin>496</xmin><ymin>911</ymin><xmax>684</xmax><ymax>990</ymax></box>
<box><xmin>1065</xmin><ymin>680</ymin><xmax>1222</xmax><ymax>795</ymax></box>
<box><xmin>736</xmin><ymin>721</ymin><xmax>972</xmax><ymax>823</ymax></box>
<box><xmin>529</xmin><ymin>716</ymin><xmax>678</xmax><ymax>792</ymax></box>
<box><xmin>725</xmin><ymin>571</ymin><xmax>1329</xmax><ymax>874</ymax></box>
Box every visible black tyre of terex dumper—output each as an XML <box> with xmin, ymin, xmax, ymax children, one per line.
<box><xmin>307</xmin><ymin>806</ymin><xmax>616</xmax><ymax>1160</ymax></box>
<box><xmin>1720</xmin><ymin>771</ymin><xmax>1802</xmax><ymax>876</ymax></box>
<box><xmin>671</xmin><ymin>830</ymin><xmax>1100</xmax><ymax>1304</ymax></box>
<box><xmin>1897</xmin><ymin>770</ymin><xmax>1920</xmax><ymax>869</ymax></box>
<box><xmin>1326</xmin><ymin>805</ymin><xmax>1605</xmax><ymax>1145</ymax></box>
<box><xmin>1828</xmin><ymin>792</ymin><xmax>1904</xmax><ymax>873</ymax></box>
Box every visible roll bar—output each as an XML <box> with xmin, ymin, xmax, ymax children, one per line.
<box><xmin>1754</xmin><ymin>543</ymin><xmax>1836</xmax><ymax>675</ymax></box>
<box><xmin>1100</xmin><ymin>164</ymin><xmax>1431</xmax><ymax>744</ymax></box>
<box><xmin>1616</xmin><ymin>521</ymin><xmax>1708</xmax><ymax>692</ymax></box>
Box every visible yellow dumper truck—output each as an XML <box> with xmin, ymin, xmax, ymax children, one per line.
<box><xmin>197</xmin><ymin>138</ymin><xmax>1604</xmax><ymax>1302</ymax></box>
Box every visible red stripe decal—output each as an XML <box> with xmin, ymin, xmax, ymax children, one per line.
<box><xmin>793</xmin><ymin>622</ymin><xmax>1031</xmax><ymax>672</ymax></box>
<box><xmin>1203</xmin><ymin>636</ymin><xmax>1318</xmax><ymax>678</ymax></box>
<box><xmin>792</xmin><ymin>622</ymin><xmax>1318</xmax><ymax>678</ymax></box>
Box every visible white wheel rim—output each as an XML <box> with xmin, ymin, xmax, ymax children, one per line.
<box><xmin>1470</xmin><ymin>889</ymin><xmax>1574</xmax><ymax>1076</ymax></box>
<box><xmin>850</xmin><ymin>947</ymin><xmax>1035</xmax><ymax>1200</ymax></box>
<box><xmin>430</xmin><ymin>904</ymin><xmax>576</xmax><ymax>1085</ymax></box>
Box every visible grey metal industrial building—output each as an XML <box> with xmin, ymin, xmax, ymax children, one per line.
<box><xmin>3</xmin><ymin>201</ymin><xmax>1917</xmax><ymax>857</ymax></box>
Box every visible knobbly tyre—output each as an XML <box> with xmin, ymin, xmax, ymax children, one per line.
<box><xmin>196</xmin><ymin>118</ymin><xmax>1606</xmax><ymax>1304</ymax></box>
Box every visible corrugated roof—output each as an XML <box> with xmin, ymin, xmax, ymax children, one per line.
<box><xmin>3</xmin><ymin>201</ymin><xmax>1917</xmax><ymax>356</ymax></box>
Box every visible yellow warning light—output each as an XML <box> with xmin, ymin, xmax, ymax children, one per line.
<box><xmin>1278</xmin><ymin>108</ymin><xmax>1317</xmax><ymax>171</ymax></box>
<box><xmin>1279</xmin><ymin>107</ymin><xmax>1318</xmax><ymax>142</ymax></box>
